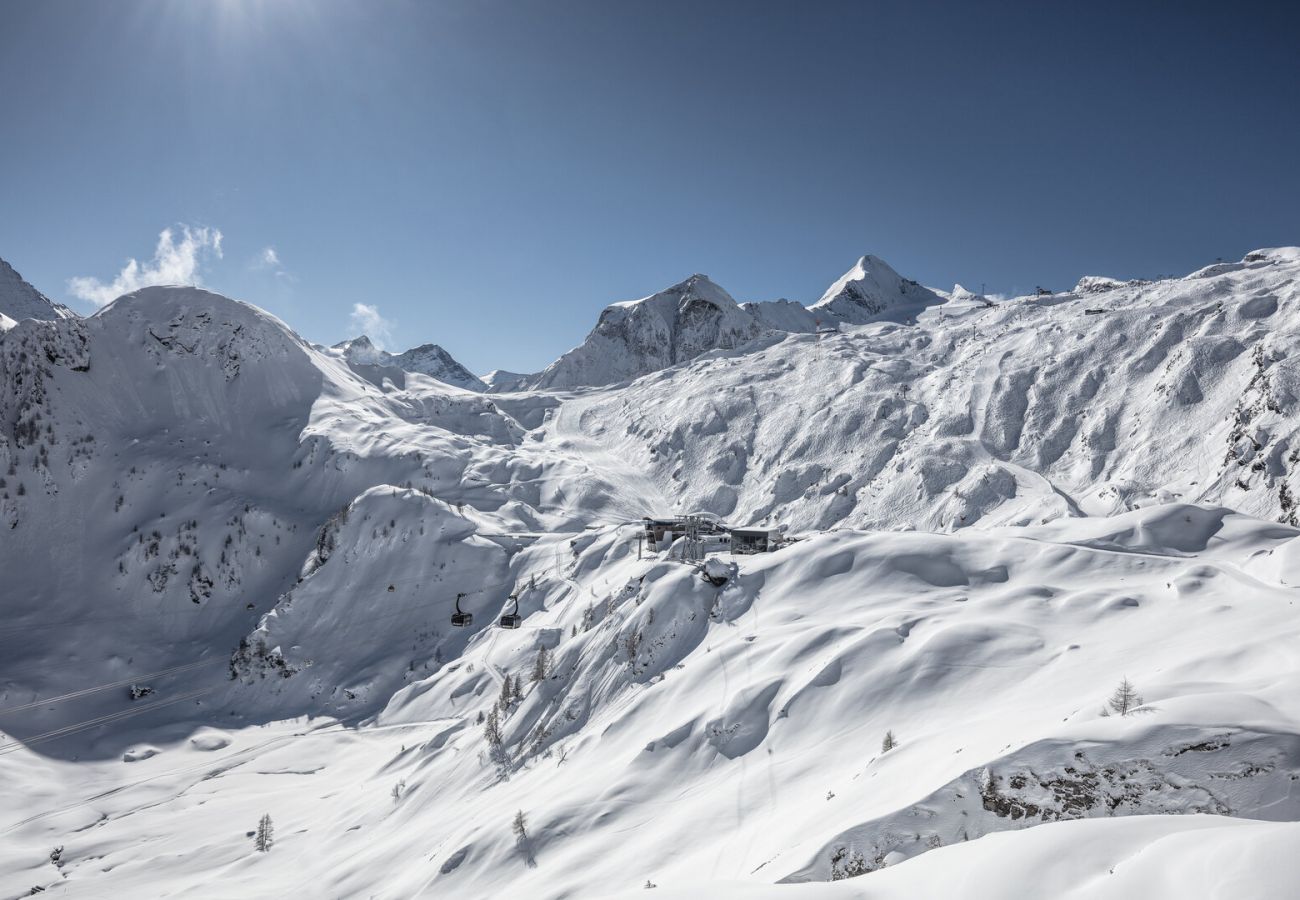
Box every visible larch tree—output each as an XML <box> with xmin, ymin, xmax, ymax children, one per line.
<box><xmin>1108</xmin><ymin>677</ymin><xmax>1143</xmax><ymax>716</ymax></box>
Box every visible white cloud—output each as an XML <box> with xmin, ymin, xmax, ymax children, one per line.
<box><xmin>69</xmin><ymin>225</ymin><xmax>224</xmax><ymax>307</ymax></box>
<box><xmin>252</xmin><ymin>244</ymin><xmax>295</xmax><ymax>282</ymax></box>
<box><xmin>348</xmin><ymin>302</ymin><xmax>394</xmax><ymax>349</ymax></box>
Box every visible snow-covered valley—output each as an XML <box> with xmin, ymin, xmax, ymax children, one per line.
<box><xmin>3</xmin><ymin>249</ymin><xmax>1300</xmax><ymax>898</ymax></box>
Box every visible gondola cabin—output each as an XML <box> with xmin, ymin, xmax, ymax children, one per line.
<box><xmin>499</xmin><ymin>594</ymin><xmax>522</xmax><ymax>629</ymax></box>
<box><xmin>451</xmin><ymin>593</ymin><xmax>473</xmax><ymax>627</ymax></box>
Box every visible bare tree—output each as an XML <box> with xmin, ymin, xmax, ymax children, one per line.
<box><xmin>254</xmin><ymin>814</ymin><xmax>274</xmax><ymax>852</ymax></box>
<box><xmin>1107</xmin><ymin>677</ymin><xmax>1143</xmax><ymax>716</ymax></box>
<box><xmin>881</xmin><ymin>730</ymin><xmax>897</xmax><ymax>753</ymax></box>
<box><xmin>512</xmin><ymin>809</ymin><xmax>527</xmax><ymax>840</ymax></box>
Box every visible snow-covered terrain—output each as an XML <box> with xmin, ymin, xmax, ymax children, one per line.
<box><xmin>3</xmin><ymin>248</ymin><xmax>1300</xmax><ymax>898</ymax></box>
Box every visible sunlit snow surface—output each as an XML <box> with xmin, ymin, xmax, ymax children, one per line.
<box><xmin>3</xmin><ymin>250</ymin><xmax>1300</xmax><ymax>897</ymax></box>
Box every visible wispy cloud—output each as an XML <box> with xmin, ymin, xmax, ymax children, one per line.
<box><xmin>69</xmin><ymin>225</ymin><xmax>224</xmax><ymax>307</ymax></box>
<box><xmin>349</xmin><ymin>302</ymin><xmax>394</xmax><ymax>349</ymax></box>
<box><xmin>252</xmin><ymin>244</ymin><xmax>296</xmax><ymax>282</ymax></box>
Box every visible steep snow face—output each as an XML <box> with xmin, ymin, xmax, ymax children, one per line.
<box><xmin>333</xmin><ymin>335</ymin><xmax>486</xmax><ymax>391</ymax></box>
<box><xmin>0</xmin><ymin>312</ymin><xmax>15</xmax><ymax>332</ymax></box>
<box><xmin>533</xmin><ymin>275</ymin><xmax>771</xmax><ymax>389</ymax></box>
<box><xmin>810</xmin><ymin>254</ymin><xmax>945</xmax><ymax>325</ymax></box>
<box><xmin>0</xmin><ymin>284</ymin><xmax>608</xmax><ymax>747</ymax></box>
<box><xmin>0</xmin><ymin>257</ymin><xmax>74</xmax><ymax>322</ymax></box>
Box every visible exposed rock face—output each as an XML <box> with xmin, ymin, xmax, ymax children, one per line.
<box><xmin>533</xmin><ymin>274</ymin><xmax>769</xmax><ymax>389</ymax></box>
<box><xmin>0</xmin><ymin>257</ymin><xmax>75</xmax><ymax>322</ymax></box>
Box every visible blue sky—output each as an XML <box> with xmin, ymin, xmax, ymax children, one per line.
<box><xmin>1</xmin><ymin>0</ymin><xmax>1297</xmax><ymax>374</ymax></box>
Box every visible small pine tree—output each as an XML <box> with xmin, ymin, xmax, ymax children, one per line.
<box><xmin>254</xmin><ymin>814</ymin><xmax>274</xmax><ymax>852</ymax></box>
<box><xmin>512</xmin><ymin>809</ymin><xmax>527</xmax><ymax>840</ymax></box>
<box><xmin>881</xmin><ymin>730</ymin><xmax>897</xmax><ymax>753</ymax></box>
<box><xmin>511</xmin><ymin>674</ymin><xmax>525</xmax><ymax>703</ymax></box>
<box><xmin>484</xmin><ymin>706</ymin><xmax>503</xmax><ymax>748</ymax></box>
<box><xmin>1107</xmin><ymin>677</ymin><xmax>1143</xmax><ymax>716</ymax></box>
<box><xmin>497</xmin><ymin>675</ymin><xmax>513</xmax><ymax>711</ymax></box>
<box><xmin>531</xmin><ymin>646</ymin><xmax>550</xmax><ymax>683</ymax></box>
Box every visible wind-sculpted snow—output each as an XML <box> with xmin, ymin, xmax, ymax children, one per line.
<box><xmin>3</xmin><ymin>250</ymin><xmax>1300</xmax><ymax>898</ymax></box>
<box><xmin>557</xmin><ymin>247</ymin><xmax>1300</xmax><ymax>533</ymax></box>
<box><xmin>5</xmin><ymin>502</ymin><xmax>1299</xmax><ymax>897</ymax></box>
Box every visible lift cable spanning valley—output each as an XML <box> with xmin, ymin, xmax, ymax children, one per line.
<box><xmin>0</xmin><ymin>657</ymin><xmax>222</xmax><ymax>718</ymax></box>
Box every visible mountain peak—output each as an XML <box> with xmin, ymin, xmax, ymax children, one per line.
<box><xmin>811</xmin><ymin>254</ymin><xmax>943</xmax><ymax>324</ymax></box>
<box><xmin>0</xmin><ymin>256</ymin><xmax>76</xmax><ymax>322</ymax></box>
<box><xmin>333</xmin><ymin>334</ymin><xmax>484</xmax><ymax>391</ymax></box>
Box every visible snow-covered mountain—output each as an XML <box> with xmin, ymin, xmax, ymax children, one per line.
<box><xmin>482</xmin><ymin>368</ymin><xmax>535</xmax><ymax>392</ymax></box>
<box><xmin>0</xmin><ymin>257</ymin><xmax>74</xmax><ymax>322</ymax></box>
<box><xmin>532</xmin><ymin>274</ymin><xmax>771</xmax><ymax>390</ymax></box>
<box><xmin>810</xmin><ymin>254</ymin><xmax>945</xmax><ymax>325</ymax></box>
<box><xmin>331</xmin><ymin>334</ymin><xmax>486</xmax><ymax>391</ymax></box>
<box><xmin>3</xmin><ymin>248</ymin><xmax>1300</xmax><ymax>898</ymax></box>
<box><xmin>513</xmin><ymin>256</ymin><xmax>950</xmax><ymax>391</ymax></box>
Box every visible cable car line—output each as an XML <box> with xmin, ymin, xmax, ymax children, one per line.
<box><xmin>0</xmin><ymin>657</ymin><xmax>221</xmax><ymax>717</ymax></box>
<box><xmin>0</xmin><ymin>686</ymin><xmax>217</xmax><ymax>757</ymax></box>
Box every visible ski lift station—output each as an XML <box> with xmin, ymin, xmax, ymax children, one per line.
<box><xmin>730</xmin><ymin>527</ymin><xmax>782</xmax><ymax>555</ymax></box>
<box><xmin>641</xmin><ymin>516</ymin><xmax>782</xmax><ymax>557</ymax></box>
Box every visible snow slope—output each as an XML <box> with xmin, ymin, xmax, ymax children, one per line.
<box><xmin>552</xmin><ymin>246</ymin><xmax>1300</xmax><ymax>533</ymax></box>
<box><xmin>0</xmin><ymin>257</ymin><xmax>74</xmax><ymax>322</ymax></box>
<box><xmin>3</xmin><ymin>249</ymin><xmax>1300</xmax><ymax>898</ymax></box>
